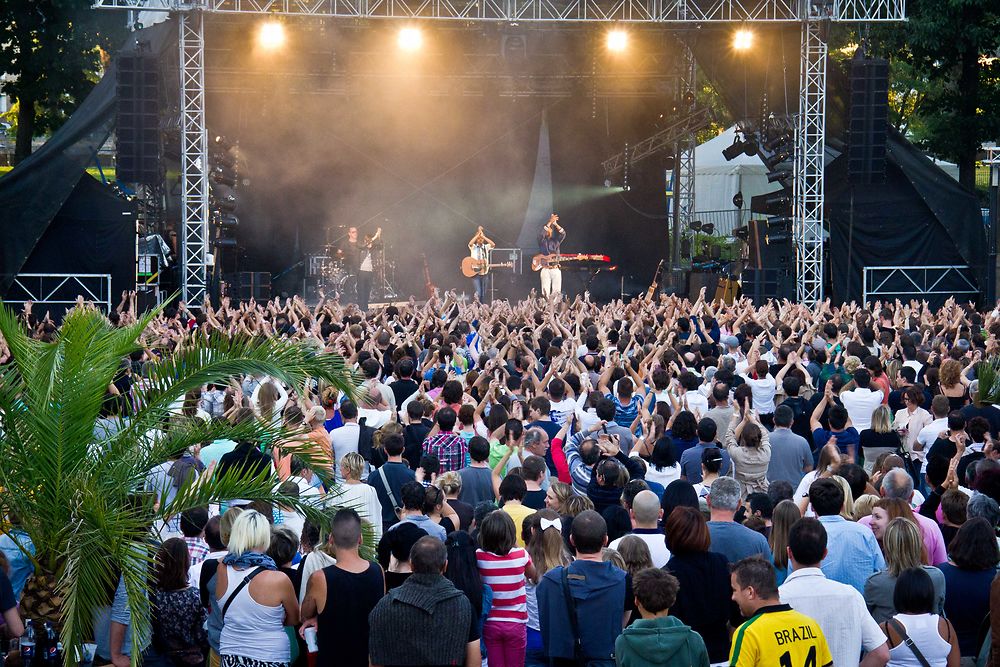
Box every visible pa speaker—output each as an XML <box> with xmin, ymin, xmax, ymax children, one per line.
<box><xmin>116</xmin><ymin>55</ymin><xmax>160</xmax><ymax>184</ymax></box>
<box><xmin>848</xmin><ymin>58</ymin><xmax>889</xmax><ymax>185</ymax></box>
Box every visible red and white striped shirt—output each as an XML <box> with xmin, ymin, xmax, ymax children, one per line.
<box><xmin>476</xmin><ymin>548</ymin><xmax>532</xmax><ymax>624</ymax></box>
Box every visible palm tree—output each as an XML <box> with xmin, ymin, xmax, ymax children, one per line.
<box><xmin>0</xmin><ymin>301</ymin><xmax>357</xmax><ymax>663</ymax></box>
<box><xmin>977</xmin><ymin>357</ymin><xmax>1000</xmax><ymax>405</ymax></box>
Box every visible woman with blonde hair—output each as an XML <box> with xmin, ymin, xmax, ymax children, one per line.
<box><xmin>859</xmin><ymin>405</ymin><xmax>902</xmax><ymax>474</ymax></box>
<box><xmin>543</xmin><ymin>481</ymin><xmax>573</xmax><ymax>514</ymax></box>
<box><xmin>939</xmin><ymin>358</ymin><xmax>971</xmax><ymax>410</ymax></box>
<box><xmin>864</xmin><ymin>517</ymin><xmax>946</xmax><ymax>623</ymax></box>
<box><xmin>561</xmin><ymin>494</ymin><xmax>593</xmax><ymax>517</ymax></box>
<box><xmin>216</xmin><ymin>510</ymin><xmax>299</xmax><ymax>667</ymax></box>
<box><xmin>853</xmin><ymin>493</ymin><xmax>880</xmax><ymax>521</ymax></box>
<box><xmin>337</xmin><ymin>451</ymin><xmax>384</xmax><ymax>540</ymax></box>
<box><xmin>831</xmin><ymin>475</ymin><xmax>856</xmax><ymax>520</ymax></box>
<box><xmin>769</xmin><ymin>500</ymin><xmax>801</xmax><ymax>585</ymax></box>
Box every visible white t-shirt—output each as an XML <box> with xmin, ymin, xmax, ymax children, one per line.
<box><xmin>742</xmin><ymin>375</ymin><xmax>777</xmax><ymax>414</ymax></box>
<box><xmin>841</xmin><ymin>387</ymin><xmax>884</xmax><ymax>431</ymax></box>
<box><xmin>549</xmin><ymin>398</ymin><xmax>578</xmax><ymax>426</ymax></box>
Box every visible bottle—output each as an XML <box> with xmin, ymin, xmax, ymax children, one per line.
<box><xmin>20</xmin><ymin>619</ymin><xmax>35</xmax><ymax>667</ymax></box>
<box><xmin>43</xmin><ymin>623</ymin><xmax>58</xmax><ymax>664</ymax></box>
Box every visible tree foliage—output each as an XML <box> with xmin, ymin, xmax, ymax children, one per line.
<box><xmin>0</xmin><ymin>0</ymin><xmax>123</xmax><ymax>162</ymax></box>
<box><xmin>859</xmin><ymin>0</ymin><xmax>1000</xmax><ymax>190</ymax></box>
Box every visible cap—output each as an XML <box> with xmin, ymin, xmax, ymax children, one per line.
<box><xmin>721</xmin><ymin>335</ymin><xmax>740</xmax><ymax>348</ymax></box>
<box><xmin>956</xmin><ymin>338</ymin><xmax>971</xmax><ymax>351</ymax></box>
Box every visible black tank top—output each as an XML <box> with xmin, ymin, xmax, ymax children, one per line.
<box><xmin>317</xmin><ymin>563</ymin><xmax>385</xmax><ymax>667</ymax></box>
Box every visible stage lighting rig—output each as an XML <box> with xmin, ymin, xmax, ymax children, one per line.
<box><xmin>723</xmin><ymin>132</ymin><xmax>757</xmax><ymax>162</ymax></box>
<box><xmin>733</xmin><ymin>28</ymin><xmax>754</xmax><ymax>51</ymax></box>
<box><xmin>607</xmin><ymin>29</ymin><xmax>628</xmax><ymax>52</ymax></box>
<box><xmin>767</xmin><ymin>169</ymin><xmax>792</xmax><ymax>184</ymax></box>
<box><xmin>211</xmin><ymin>165</ymin><xmax>237</xmax><ymax>188</ymax></box>
<box><xmin>398</xmin><ymin>27</ymin><xmax>423</xmax><ymax>52</ymax></box>
<box><xmin>258</xmin><ymin>19</ymin><xmax>286</xmax><ymax>50</ymax></box>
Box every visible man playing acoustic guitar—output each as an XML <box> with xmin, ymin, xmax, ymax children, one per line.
<box><xmin>467</xmin><ymin>226</ymin><xmax>496</xmax><ymax>301</ymax></box>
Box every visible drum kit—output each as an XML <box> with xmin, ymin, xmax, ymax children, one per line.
<box><xmin>307</xmin><ymin>229</ymin><xmax>398</xmax><ymax>301</ymax></box>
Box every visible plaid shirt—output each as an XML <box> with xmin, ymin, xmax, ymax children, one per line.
<box><xmin>422</xmin><ymin>432</ymin><xmax>468</xmax><ymax>474</ymax></box>
<box><xmin>184</xmin><ymin>536</ymin><xmax>210</xmax><ymax>566</ymax></box>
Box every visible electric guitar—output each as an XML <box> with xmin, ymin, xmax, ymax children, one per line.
<box><xmin>646</xmin><ymin>259</ymin><xmax>666</xmax><ymax>300</ymax></box>
<box><xmin>461</xmin><ymin>257</ymin><xmax>514</xmax><ymax>278</ymax></box>
<box><xmin>421</xmin><ymin>254</ymin><xmax>436</xmax><ymax>300</ymax></box>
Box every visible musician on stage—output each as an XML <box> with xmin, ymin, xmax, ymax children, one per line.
<box><xmin>342</xmin><ymin>225</ymin><xmax>380</xmax><ymax>310</ymax></box>
<box><xmin>467</xmin><ymin>225</ymin><xmax>495</xmax><ymax>301</ymax></box>
<box><xmin>538</xmin><ymin>213</ymin><xmax>566</xmax><ymax>297</ymax></box>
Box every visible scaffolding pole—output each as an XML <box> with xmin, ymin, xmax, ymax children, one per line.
<box><xmin>793</xmin><ymin>16</ymin><xmax>827</xmax><ymax>304</ymax></box>
<box><xmin>179</xmin><ymin>9</ymin><xmax>210</xmax><ymax>307</ymax></box>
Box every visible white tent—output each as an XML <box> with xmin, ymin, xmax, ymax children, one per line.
<box><xmin>694</xmin><ymin>126</ymin><xmax>781</xmax><ymax>215</ymax></box>
<box><xmin>694</xmin><ymin>128</ymin><xmax>960</xmax><ymax>216</ymax></box>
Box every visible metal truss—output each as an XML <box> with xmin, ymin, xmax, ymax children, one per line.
<box><xmin>675</xmin><ymin>42</ymin><xmax>697</xmax><ymax>229</ymax></box>
<box><xmin>94</xmin><ymin>0</ymin><xmax>904</xmax><ymax>22</ymax></box>
<box><xmin>792</xmin><ymin>17</ymin><xmax>826</xmax><ymax>305</ymax></box>
<box><xmin>862</xmin><ymin>266</ymin><xmax>978</xmax><ymax>304</ymax></box>
<box><xmin>180</xmin><ymin>10</ymin><xmax>211</xmax><ymax>307</ymax></box>
<box><xmin>9</xmin><ymin>274</ymin><xmax>114</xmax><ymax>313</ymax></box>
<box><xmin>601</xmin><ymin>107</ymin><xmax>710</xmax><ymax>176</ymax></box>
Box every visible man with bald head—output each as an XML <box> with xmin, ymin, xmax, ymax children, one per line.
<box><xmin>609</xmin><ymin>490</ymin><xmax>669</xmax><ymax>567</ymax></box>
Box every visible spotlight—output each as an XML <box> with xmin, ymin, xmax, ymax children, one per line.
<box><xmin>766</xmin><ymin>169</ymin><xmax>792</xmax><ymax>184</ymax></box>
<box><xmin>606</xmin><ymin>29</ymin><xmax>628</xmax><ymax>52</ymax></box>
<box><xmin>722</xmin><ymin>138</ymin><xmax>745</xmax><ymax>162</ymax></box>
<box><xmin>603</xmin><ymin>178</ymin><xmax>613</xmax><ymax>188</ymax></box>
<box><xmin>688</xmin><ymin>220</ymin><xmax>703</xmax><ymax>232</ymax></box>
<box><xmin>763</xmin><ymin>133</ymin><xmax>792</xmax><ymax>152</ymax></box>
<box><xmin>257</xmin><ymin>20</ymin><xmax>286</xmax><ymax>50</ymax></box>
<box><xmin>217</xmin><ymin>214</ymin><xmax>239</xmax><ymax>228</ymax></box>
<box><xmin>733</xmin><ymin>226</ymin><xmax>750</xmax><ymax>241</ymax></box>
<box><xmin>763</xmin><ymin>150</ymin><xmax>792</xmax><ymax>170</ymax></box>
<box><xmin>213</xmin><ymin>194</ymin><xmax>237</xmax><ymax>213</ymax></box>
<box><xmin>701</xmin><ymin>223</ymin><xmax>715</xmax><ymax>235</ymax></box>
<box><xmin>733</xmin><ymin>28</ymin><xmax>754</xmax><ymax>51</ymax></box>
<box><xmin>213</xmin><ymin>238</ymin><xmax>238</xmax><ymax>248</ymax></box>
<box><xmin>742</xmin><ymin>135</ymin><xmax>759</xmax><ymax>157</ymax></box>
<box><xmin>211</xmin><ymin>166</ymin><xmax>237</xmax><ymax>188</ymax></box>
<box><xmin>398</xmin><ymin>27</ymin><xmax>423</xmax><ymax>52</ymax></box>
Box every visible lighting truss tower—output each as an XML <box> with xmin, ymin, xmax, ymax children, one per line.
<box><xmin>179</xmin><ymin>9</ymin><xmax>210</xmax><ymax>307</ymax></box>
<box><xmin>676</xmin><ymin>44</ymin><xmax>697</xmax><ymax>229</ymax></box>
<box><xmin>793</xmin><ymin>14</ymin><xmax>827</xmax><ymax>304</ymax></box>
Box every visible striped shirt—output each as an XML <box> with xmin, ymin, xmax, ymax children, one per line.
<box><xmin>476</xmin><ymin>548</ymin><xmax>532</xmax><ymax>624</ymax></box>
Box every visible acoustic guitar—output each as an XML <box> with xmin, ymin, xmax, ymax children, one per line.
<box><xmin>460</xmin><ymin>257</ymin><xmax>514</xmax><ymax>278</ymax></box>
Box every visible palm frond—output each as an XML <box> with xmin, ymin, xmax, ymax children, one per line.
<box><xmin>977</xmin><ymin>358</ymin><xmax>1000</xmax><ymax>405</ymax></box>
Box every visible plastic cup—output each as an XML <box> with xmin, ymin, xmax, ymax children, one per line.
<box><xmin>303</xmin><ymin>627</ymin><xmax>318</xmax><ymax>653</ymax></box>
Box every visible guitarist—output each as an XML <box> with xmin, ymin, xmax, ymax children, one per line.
<box><xmin>467</xmin><ymin>225</ymin><xmax>495</xmax><ymax>301</ymax></box>
<box><xmin>537</xmin><ymin>213</ymin><xmax>566</xmax><ymax>297</ymax></box>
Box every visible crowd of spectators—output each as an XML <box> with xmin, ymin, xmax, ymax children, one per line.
<box><xmin>3</xmin><ymin>289</ymin><xmax>1000</xmax><ymax>667</ymax></box>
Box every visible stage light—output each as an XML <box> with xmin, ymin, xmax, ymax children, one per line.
<box><xmin>258</xmin><ymin>20</ymin><xmax>286</xmax><ymax>50</ymax></box>
<box><xmin>733</xmin><ymin>226</ymin><xmax>750</xmax><ymax>241</ymax></box>
<box><xmin>733</xmin><ymin>28</ymin><xmax>754</xmax><ymax>51</ymax></box>
<box><xmin>723</xmin><ymin>137</ymin><xmax>747</xmax><ymax>162</ymax></box>
<box><xmin>688</xmin><ymin>220</ymin><xmax>703</xmax><ymax>232</ymax></box>
<box><xmin>398</xmin><ymin>27</ymin><xmax>423</xmax><ymax>52</ymax></box>
<box><xmin>606</xmin><ymin>29</ymin><xmax>628</xmax><ymax>53</ymax></box>
<box><xmin>767</xmin><ymin>168</ymin><xmax>792</xmax><ymax>184</ymax></box>
<box><xmin>701</xmin><ymin>223</ymin><xmax>715</xmax><ymax>235</ymax></box>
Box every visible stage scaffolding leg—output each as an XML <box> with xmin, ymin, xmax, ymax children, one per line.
<box><xmin>670</xmin><ymin>41</ymin><xmax>697</xmax><ymax>275</ymax></box>
<box><xmin>179</xmin><ymin>10</ymin><xmax>210</xmax><ymax>308</ymax></box>
<box><xmin>793</xmin><ymin>18</ymin><xmax>827</xmax><ymax>304</ymax></box>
